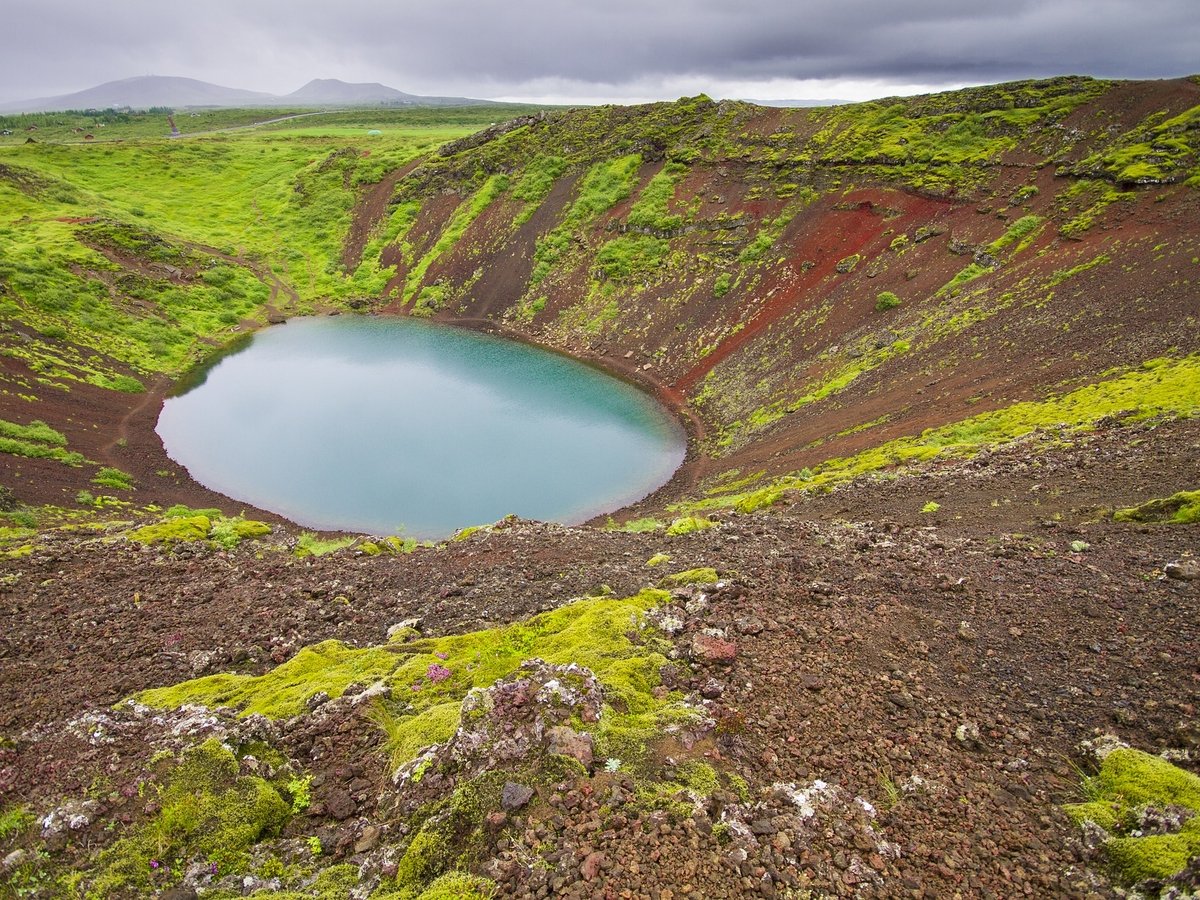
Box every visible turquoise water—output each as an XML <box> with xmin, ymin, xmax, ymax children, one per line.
<box><xmin>156</xmin><ymin>317</ymin><xmax>685</xmax><ymax>537</ymax></box>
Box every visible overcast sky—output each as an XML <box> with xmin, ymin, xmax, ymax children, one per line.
<box><xmin>2</xmin><ymin>0</ymin><xmax>1196</xmax><ymax>105</ymax></box>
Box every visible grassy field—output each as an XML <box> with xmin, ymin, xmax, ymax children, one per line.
<box><xmin>0</xmin><ymin>107</ymin><xmax>539</xmax><ymax>377</ymax></box>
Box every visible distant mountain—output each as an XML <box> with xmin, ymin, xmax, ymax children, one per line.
<box><xmin>0</xmin><ymin>75</ymin><xmax>496</xmax><ymax>113</ymax></box>
<box><xmin>0</xmin><ymin>76</ymin><xmax>274</xmax><ymax>113</ymax></box>
<box><xmin>282</xmin><ymin>78</ymin><xmax>496</xmax><ymax>108</ymax></box>
<box><xmin>284</xmin><ymin>79</ymin><xmax>419</xmax><ymax>105</ymax></box>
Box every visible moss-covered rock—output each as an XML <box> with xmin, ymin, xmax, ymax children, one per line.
<box><xmin>1114</xmin><ymin>490</ymin><xmax>1200</xmax><ymax>525</ymax></box>
<box><xmin>1066</xmin><ymin>748</ymin><xmax>1200</xmax><ymax>889</ymax></box>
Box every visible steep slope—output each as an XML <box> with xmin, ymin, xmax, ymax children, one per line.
<box><xmin>352</xmin><ymin>77</ymin><xmax>1200</xmax><ymax>520</ymax></box>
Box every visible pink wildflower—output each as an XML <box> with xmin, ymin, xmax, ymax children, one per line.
<box><xmin>427</xmin><ymin>663</ymin><xmax>452</xmax><ymax>683</ymax></box>
<box><xmin>434</xmin><ymin>651</ymin><xmax>449</xmax><ymax>660</ymax></box>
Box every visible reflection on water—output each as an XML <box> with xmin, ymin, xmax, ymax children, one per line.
<box><xmin>157</xmin><ymin>316</ymin><xmax>685</xmax><ymax>537</ymax></box>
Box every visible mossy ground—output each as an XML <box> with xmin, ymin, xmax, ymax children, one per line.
<box><xmin>85</xmin><ymin>739</ymin><xmax>291</xmax><ymax>897</ymax></box>
<box><xmin>135</xmin><ymin>589</ymin><xmax>698</xmax><ymax>773</ymax></box>
<box><xmin>1065</xmin><ymin>748</ymin><xmax>1200</xmax><ymax>886</ymax></box>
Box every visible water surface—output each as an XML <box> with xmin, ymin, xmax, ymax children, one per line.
<box><xmin>157</xmin><ymin>317</ymin><xmax>685</xmax><ymax>537</ymax></box>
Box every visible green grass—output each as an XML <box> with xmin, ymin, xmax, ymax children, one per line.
<box><xmin>91</xmin><ymin>466</ymin><xmax>134</xmax><ymax>490</ymax></box>
<box><xmin>987</xmin><ymin>214</ymin><xmax>1043</xmax><ymax>253</ymax></box>
<box><xmin>511</xmin><ymin>155</ymin><xmax>567</xmax><ymax>224</ymax></box>
<box><xmin>0</xmin><ymin>417</ymin><xmax>84</xmax><ymax>465</ymax></box>
<box><xmin>0</xmin><ymin>115</ymin><xmax>489</xmax><ymax>377</ymax></box>
<box><xmin>626</xmin><ymin>161</ymin><xmax>687</xmax><ymax>232</ymax></box>
<box><xmin>529</xmin><ymin>154</ymin><xmax>642</xmax><ymax>285</ymax></box>
<box><xmin>595</xmin><ymin>234</ymin><xmax>670</xmax><ymax>280</ymax></box>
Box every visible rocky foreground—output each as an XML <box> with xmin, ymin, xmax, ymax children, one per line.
<box><xmin>0</xmin><ymin>418</ymin><xmax>1197</xmax><ymax>898</ymax></box>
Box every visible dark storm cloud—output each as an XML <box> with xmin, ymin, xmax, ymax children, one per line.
<box><xmin>1</xmin><ymin>0</ymin><xmax>1196</xmax><ymax>103</ymax></box>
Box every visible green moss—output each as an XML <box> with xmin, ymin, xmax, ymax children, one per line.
<box><xmin>0</xmin><ymin>804</ymin><xmax>35</xmax><ymax>840</ymax></box>
<box><xmin>658</xmin><ymin>567</ymin><xmax>718</xmax><ymax>587</ymax></box>
<box><xmin>609</xmin><ymin>516</ymin><xmax>663</xmax><ymax>533</ymax></box>
<box><xmin>1048</xmin><ymin>253</ymin><xmax>1111</xmax><ymax>286</ymax></box>
<box><xmin>88</xmin><ymin>739</ymin><xmax>289</xmax><ymax>896</ymax></box>
<box><xmin>135</xmin><ymin>589</ymin><xmax>688</xmax><ymax>782</ymax></box>
<box><xmin>128</xmin><ymin>514</ymin><xmax>211</xmax><ymax>544</ymax></box>
<box><xmin>395</xmin><ymin>824</ymin><xmax>452</xmax><ymax>888</ymax></box>
<box><xmin>921</xmin><ymin>501</ymin><xmax>941</xmax><ymax>513</ymax></box>
<box><xmin>939</xmin><ymin>262</ymin><xmax>992</xmax><ymax>295</ymax></box>
<box><xmin>91</xmin><ymin>467</ymin><xmax>135</xmax><ymax>491</ymax></box>
<box><xmin>1090</xmin><ymin>748</ymin><xmax>1200</xmax><ymax>810</ymax></box>
<box><xmin>1066</xmin><ymin>748</ymin><xmax>1200</xmax><ymax>886</ymax></box>
<box><xmin>294</xmin><ymin>531</ymin><xmax>356</xmax><ymax>557</ymax></box>
<box><xmin>645</xmin><ymin>552</ymin><xmax>671</xmax><ymax>567</ymax></box>
<box><xmin>209</xmin><ymin>516</ymin><xmax>272</xmax><ymax>549</ymax></box>
<box><xmin>376</xmin><ymin>701</ymin><xmax>462</xmax><ymax>769</ymax></box>
<box><xmin>875</xmin><ymin>290</ymin><xmax>902</xmax><ymax>311</ymax></box>
<box><xmin>665</xmin><ymin>516</ymin><xmax>715</xmax><ymax>536</ymax></box>
<box><xmin>416</xmin><ymin>872</ymin><xmax>497</xmax><ymax>899</ymax></box>
<box><xmin>733</xmin><ymin>487</ymin><xmax>785</xmax><ymax>514</ymax></box>
<box><xmin>135</xmin><ymin>639</ymin><xmax>401</xmax><ymax>719</ymax></box>
<box><xmin>1106</xmin><ymin>824</ymin><xmax>1200</xmax><ymax>884</ymax></box>
<box><xmin>1114</xmin><ymin>490</ymin><xmax>1200</xmax><ymax>525</ymax></box>
<box><xmin>1063</xmin><ymin>800</ymin><xmax>1123</xmax><ymax>831</ymax></box>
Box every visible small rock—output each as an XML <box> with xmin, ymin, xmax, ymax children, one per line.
<box><xmin>161</xmin><ymin>886</ymin><xmax>198</xmax><ymax>900</ymax></box>
<box><xmin>1165</xmin><ymin>559</ymin><xmax>1199</xmax><ymax>580</ymax></box>
<box><xmin>386</xmin><ymin>618</ymin><xmax>422</xmax><ymax>639</ymax></box>
<box><xmin>547</xmin><ymin>726</ymin><xmax>594</xmax><ymax>769</ymax></box>
<box><xmin>501</xmin><ymin>781</ymin><xmax>536</xmax><ymax>812</ymax></box>
<box><xmin>801</xmin><ymin>674</ymin><xmax>825</xmax><ymax>692</ymax></box>
<box><xmin>354</xmin><ymin>824</ymin><xmax>380</xmax><ymax>853</ymax></box>
<box><xmin>1</xmin><ymin>849</ymin><xmax>27</xmax><ymax>873</ymax></box>
<box><xmin>735</xmin><ymin>617</ymin><xmax>764</xmax><ymax>636</ymax></box>
<box><xmin>690</xmin><ymin>633</ymin><xmax>737</xmax><ymax>663</ymax></box>
<box><xmin>700</xmin><ymin>678</ymin><xmax>724</xmax><ymax>699</ymax></box>
<box><xmin>957</xmin><ymin>622</ymin><xmax>977</xmax><ymax>642</ymax></box>
<box><xmin>954</xmin><ymin>722</ymin><xmax>985</xmax><ymax>751</ymax></box>
<box><xmin>324</xmin><ymin>789</ymin><xmax>356</xmax><ymax>820</ymax></box>
<box><xmin>581</xmin><ymin>850</ymin><xmax>606</xmax><ymax>881</ymax></box>
<box><xmin>306</xmin><ymin>691</ymin><xmax>330</xmax><ymax>710</ymax></box>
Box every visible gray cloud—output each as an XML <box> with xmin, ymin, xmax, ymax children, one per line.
<box><xmin>1</xmin><ymin>0</ymin><xmax>1196</xmax><ymax>104</ymax></box>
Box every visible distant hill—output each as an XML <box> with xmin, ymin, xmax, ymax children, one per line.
<box><xmin>0</xmin><ymin>75</ymin><xmax>495</xmax><ymax>113</ymax></box>
<box><xmin>0</xmin><ymin>76</ymin><xmax>275</xmax><ymax>113</ymax></box>
<box><xmin>284</xmin><ymin>79</ymin><xmax>420</xmax><ymax>105</ymax></box>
